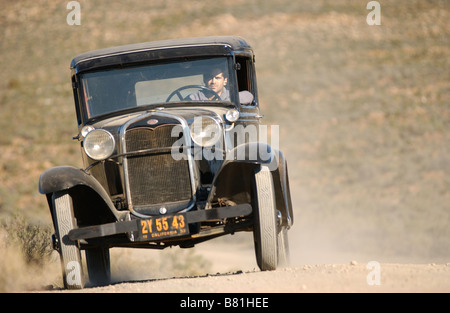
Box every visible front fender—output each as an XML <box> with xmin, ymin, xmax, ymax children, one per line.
<box><xmin>39</xmin><ymin>166</ymin><xmax>107</xmax><ymax>197</ymax></box>
<box><xmin>224</xmin><ymin>142</ymin><xmax>278</xmax><ymax>170</ymax></box>
<box><xmin>272</xmin><ymin>150</ymin><xmax>294</xmax><ymax>227</ymax></box>
<box><xmin>39</xmin><ymin>166</ymin><xmax>122</xmax><ymax>221</ymax></box>
<box><xmin>208</xmin><ymin>143</ymin><xmax>293</xmax><ymax>228</ymax></box>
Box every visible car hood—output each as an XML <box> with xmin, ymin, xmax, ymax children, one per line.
<box><xmin>89</xmin><ymin>105</ymin><xmax>232</xmax><ymax>132</ymax></box>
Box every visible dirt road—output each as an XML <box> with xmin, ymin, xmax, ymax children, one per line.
<box><xmin>50</xmin><ymin>231</ymin><xmax>449</xmax><ymax>293</ymax></box>
<box><xmin>60</xmin><ymin>263</ymin><xmax>448</xmax><ymax>293</ymax></box>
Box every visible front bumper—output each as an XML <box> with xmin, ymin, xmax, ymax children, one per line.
<box><xmin>68</xmin><ymin>204</ymin><xmax>252</xmax><ymax>242</ymax></box>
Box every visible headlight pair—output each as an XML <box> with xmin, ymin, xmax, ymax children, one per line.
<box><xmin>82</xmin><ymin>118</ymin><xmax>220</xmax><ymax>161</ymax></box>
<box><xmin>82</xmin><ymin>111</ymin><xmax>236</xmax><ymax>159</ymax></box>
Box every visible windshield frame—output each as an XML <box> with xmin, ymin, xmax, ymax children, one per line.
<box><xmin>76</xmin><ymin>56</ymin><xmax>238</xmax><ymax>124</ymax></box>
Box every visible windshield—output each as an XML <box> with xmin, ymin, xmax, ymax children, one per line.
<box><xmin>80</xmin><ymin>57</ymin><xmax>233</xmax><ymax>119</ymax></box>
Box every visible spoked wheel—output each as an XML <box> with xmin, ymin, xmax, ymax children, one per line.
<box><xmin>52</xmin><ymin>191</ymin><xmax>85</xmax><ymax>289</ymax></box>
<box><xmin>252</xmin><ymin>165</ymin><xmax>278</xmax><ymax>271</ymax></box>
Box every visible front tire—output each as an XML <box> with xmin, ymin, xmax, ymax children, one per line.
<box><xmin>253</xmin><ymin>166</ymin><xmax>278</xmax><ymax>271</ymax></box>
<box><xmin>85</xmin><ymin>246</ymin><xmax>111</xmax><ymax>287</ymax></box>
<box><xmin>52</xmin><ymin>191</ymin><xmax>85</xmax><ymax>289</ymax></box>
<box><xmin>277</xmin><ymin>227</ymin><xmax>290</xmax><ymax>267</ymax></box>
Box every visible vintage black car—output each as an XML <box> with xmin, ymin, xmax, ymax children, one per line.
<box><xmin>39</xmin><ymin>36</ymin><xmax>293</xmax><ymax>289</ymax></box>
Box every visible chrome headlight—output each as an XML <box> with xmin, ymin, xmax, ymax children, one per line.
<box><xmin>80</xmin><ymin>125</ymin><xmax>95</xmax><ymax>138</ymax></box>
<box><xmin>190</xmin><ymin>116</ymin><xmax>222</xmax><ymax>147</ymax></box>
<box><xmin>83</xmin><ymin>129</ymin><xmax>115</xmax><ymax>160</ymax></box>
<box><xmin>225</xmin><ymin>109</ymin><xmax>239</xmax><ymax>123</ymax></box>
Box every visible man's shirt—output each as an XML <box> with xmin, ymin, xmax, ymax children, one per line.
<box><xmin>188</xmin><ymin>87</ymin><xmax>230</xmax><ymax>101</ymax></box>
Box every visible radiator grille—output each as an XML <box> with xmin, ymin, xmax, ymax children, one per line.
<box><xmin>125</xmin><ymin>126</ymin><xmax>191</xmax><ymax>211</ymax></box>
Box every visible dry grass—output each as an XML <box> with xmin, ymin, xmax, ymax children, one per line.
<box><xmin>1</xmin><ymin>215</ymin><xmax>53</xmax><ymax>264</ymax></box>
<box><xmin>0</xmin><ymin>216</ymin><xmax>212</xmax><ymax>291</ymax></box>
<box><xmin>0</xmin><ymin>217</ymin><xmax>60</xmax><ymax>292</ymax></box>
<box><xmin>0</xmin><ymin>0</ymin><xmax>449</xmax><ymax>290</ymax></box>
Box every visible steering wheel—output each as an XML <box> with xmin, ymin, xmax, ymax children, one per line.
<box><xmin>165</xmin><ymin>85</ymin><xmax>221</xmax><ymax>102</ymax></box>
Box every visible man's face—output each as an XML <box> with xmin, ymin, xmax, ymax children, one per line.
<box><xmin>207</xmin><ymin>72</ymin><xmax>227</xmax><ymax>95</ymax></box>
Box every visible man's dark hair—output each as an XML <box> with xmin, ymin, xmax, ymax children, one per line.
<box><xmin>203</xmin><ymin>66</ymin><xmax>227</xmax><ymax>83</ymax></box>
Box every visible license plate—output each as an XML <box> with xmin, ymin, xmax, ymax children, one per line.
<box><xmin>137</xmin><ymin>213</ymin><xmax>189</xmax><ymax>241</ymax></box>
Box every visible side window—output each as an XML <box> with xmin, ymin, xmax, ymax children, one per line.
<box><xmin>235</xmin><ymin>56</ymin><xmax>255</xmax><ymax>106</ymax></box>
<box><xmin>72</xmin><ymin>76</ymin><xmax>83</xmax><ymax>125</ymax></box>
<box><xmin>236</xmin><ymin>56</ymin><xmax>252</xmax><ymax>92</ymax></box>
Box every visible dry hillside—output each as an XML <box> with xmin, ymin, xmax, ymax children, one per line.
<box><xmin>0</xmin><ymin>0</ymin><xmax>449</xmax><ymax>291</ymax></box>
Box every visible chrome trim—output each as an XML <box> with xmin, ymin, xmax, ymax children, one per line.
<box><xmin>83</xmin><ymin>129</ymin><xmax>115</xmax><ymax>161</ymax></box>
<box><xmin>236</xmin><ymin>112</ymin><xmax>262</xmax><ymax>119</ymax></box>
<box><xmin>119</xmin><ymin>111</ymin><xmax>197</xmax><ymax>218</ymax></box>
<box><xmin>190</xmin><ymin>115</ymin><xmax>223</xmax><ymax>147</ymax></box>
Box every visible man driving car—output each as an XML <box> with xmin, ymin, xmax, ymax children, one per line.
<box><xmin>189</xmin><ymin>67</ymin><xmax>230</xmax><ymax>101</ymax></box>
